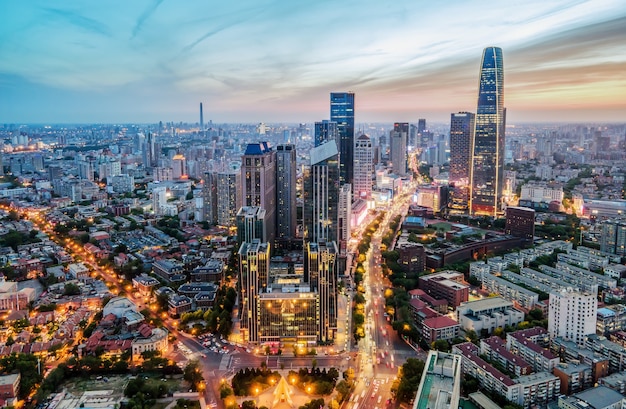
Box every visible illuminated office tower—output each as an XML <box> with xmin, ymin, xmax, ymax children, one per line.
<box><xmin>241</xmin><ymin>142</ymin><xmax>276</xmax><ymax>247</ymax></box>
<box><xmin>314</xmin><ymin>120</ymin><xmax>338</xmax><ymax>147</ymax></box>
<box><xmin>216</xmin><ymin>169</ymin><xmax>240</xmax><ymax>227</ymax></box>
<box><xmin>275</xmin><ymin>144</ymin><xmax>297</xmax><ymax>243</ymax></box>
<box><xmin>330</xmin><ymin>92</ymin><xmax>355</xmax><ymax>185</ymax></box>
<box><xmin>203</xmin><ymin>171</ymin><xmax>218</xmax><ymax>225</ymax></box>
<box><xmin>390</xmin><ymin>122</ymin><xmax>409</xmax><ymax>176</ymax></box>
<box><xmin>470</xmin><ymin>46</ymin><xmax>506</xmax><ymax>216</ymax></box>
<box><xmin>353</xmin><ymin>134</ymin><xmax>373</xmax><ymax>200</ymax></box>
<box><xmin>449</xmin><ymin>112</ymin><xmax>475</xmax><ymax>183</ymax></box>
<box><xmin>338</xmin><ymin>184</ymin><xmax>352</xmax><ymax>255</ymax></box>
<box><xmin>307</xmin><ymin>241</ymin><xmax>338</xmax><ymax>343</ymax></box>
<box><xmin>303</xmin><ymin>141</ymin><xmax>340</xmax><ymax>244</ymax></box>
<box><xmin>238</xmin><ymin>239</ymin><xmax>270</xmax><ymax>343</ymax></box>
<box><xmin>236</xmin><ymin>206</ymin><xmax>267</xmax><ymax>246</ymax></box>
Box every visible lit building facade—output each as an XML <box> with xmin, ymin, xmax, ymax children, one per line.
<box><xmin>314</xmin><ymin>120</ymin><xmax>338</xmax><ymax>147</ymax></box>
<box><xmin>390</xmin><ymin>122</ymin><xmax>409</xmax><ymax>176</ymax></box>
<box><xmin>449</xmin><ymin>112</ymin><xmax>475</xmax><ymax>184</ymax></box>
<box><xmin>275</xmin><ymin>144</ymin><xmax>297</xmax><ymax>243</ymax></box>
<box><xmin>258</xmin><ymin>292</ymin><xmax>319</xmax><ymax>345</ymax></box>
<box><xmin>330</xmin><ymin>92</ymin><xmax>355</xmax><ymax>185</ymax></box>
<box><xmin>307</xmin><ymin>241</ymin><xmax>338</xmax><ymax>343</ymax></box>
<box><xmin>241</xmin><ymin>142</ymin><xmax>276</xmax><ymax>247</ymax></box>
<box><xmin>239</xmin><ymin>239</ymin><xmax>271</xmax><ymax>344</ymax></box>
<box><xmin>304</xmin><ymin>141</ymin><xmax>340</xmax><ymax>244</ymax></box>
<box><xmin>470</xmin><ymin>47</ymin><xmax>506</xmax><ymax>216</ymax></box>
<box><xmin>353</xmin><ymin>134</ymin><xmax>373</xmax><ymax>200</ymax></box>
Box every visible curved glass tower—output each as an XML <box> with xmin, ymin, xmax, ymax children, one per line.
<box><xmin>470</xmin><ymin>46</ymin><xmax>505</xmax><ymax>216</ymax></box>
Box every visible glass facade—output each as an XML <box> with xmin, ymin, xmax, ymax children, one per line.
<box><xmin>303</xmin><ymin>141</ymin><xmax>340</xmax><ymax>244</ymax></box>
<box><xmin>330</xmin><ymin>92</ymin><xmax>355</xmax><ymax>185</ymax></box>
<box><xmin>258</xmin><ymin>292</ymin><xmax>319</xmax><ymax>344</ymax></box>
<box><xmin>314</xmin><ymin>120</ymin><xmax>338</xmax><ymax>147</ymax></box>
<box><xmin>470</xmin><ymin>47</ymin><xmax>505</xmax><ymax>216</ymax></box>
<box><xmin>449</xmin><ymin>112</ymin><xmax>475</xmax><ymax>183</ymax></box>
<box><xmin>307</xmin><ymin>241</ymin><xmax>338</xmax><ymax>343</ymax></box>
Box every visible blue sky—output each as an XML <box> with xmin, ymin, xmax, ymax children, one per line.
<box><xmin>1</xmin><ymin>0</ymin><xmax>625</xmax><ymax>123</ymax></box>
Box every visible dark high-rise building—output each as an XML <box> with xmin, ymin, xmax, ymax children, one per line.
<box><xmin>203</xmin><ymin>171</ymin><xmax>218</xmax><ymax>225</ymax></box>
<box><xmin>505</xmin><ymin>206</ymin><xmax>535</xmax><ymax>243</ymax></box>
<box><xmin>314</xmin><ymin>120</ymin><xmax>338</xmax><ymax>147</ymax></box>
<box><xmin>236</xmin><ymin>206</ymin><xmax>267</xmax><ymax>246</ymax></box>
<box><xmin>330</xmin><ymin>92</ymin><xmax>355</xmax><ymax>185</ymax></box>
<box><xmin>304</xmin><ymin>141</ymin><xmax>340</xmax><ymax>244</ymax></box>
<box><xmin>417</xmin><ymin>118</ymin><xmax>426</xmax><ymax>134</ymax></box>
<box><xmin>470</xmin><ymin>46</ymin><xmax>506</xmax><ymax>216</ymax></box>
<box><xmin>600</xmin><ymin>219</ymin><xmax>626</xmax><ymax>255</ymax></box>
<box><xmin>241</xmin><ymin>142</ymin><xmax>277</xmax><ymax>247</ymax></box>
<box><xmin>238</xmin><ymin>239</ymin><xmax>270</xmax><ymax>343</ymax></box>
<box><xmin>275</xmin><ymin>144</ymin><xmax>297</xmax><ymax>243</ymax></box>
<box><xmin>390</xmin><ymin>122</ymin><xmax>409</xmax><ymax>176</ymax></box>
<box><xmin>449</xmin><ymin>112</ymin><xmax>475</xmax><ymax>183</ymax></box>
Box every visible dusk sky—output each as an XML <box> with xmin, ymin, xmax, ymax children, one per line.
<box><xmin>1</xmin><ymin>0</ymin><xmax>625</xmax><ymax>124</ymax></box>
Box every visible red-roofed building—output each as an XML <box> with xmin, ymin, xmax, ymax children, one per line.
<box><xmin>422</xmin><ymin>315</ymin><xmax>460</xmax><ymax>343</ymax></box>
<box><xmin>408</xmin><ymin>288</ymin><xmax>448</xmax><ymax>313</ymax></box>
<box><xmin>481</xmin><ymin>336</ymin><xmax>532</xmax><ymax>377</ymax></box>
<box><xmin>507</xmin><ymin>328</ymin><xmax>558</xmax><ymax>373</ymax></box>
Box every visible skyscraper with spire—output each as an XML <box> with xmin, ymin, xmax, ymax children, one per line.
<box><xmin>199</xmin><ymin>102</ymin><xmax>204</xmax><ymax>138</ymax></box>
<box><xmin>470</xmin><ymin>47</ymin><xmax>506</xmax><ymax>216</ymax></box>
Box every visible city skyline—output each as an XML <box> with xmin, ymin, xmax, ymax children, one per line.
<box><xmin>1</xmin><ymin>1</ymin><xmax>625</xmax><ymax>123</ymax></box>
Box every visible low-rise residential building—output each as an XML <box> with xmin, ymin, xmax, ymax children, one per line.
<box><xmin>480</xmin><ymin>273</ymin><xmax>539</xmax><ymax>310</ymax></box>
<box><xmin>605</xmin><ymin>264</ymin><xmax>626</xmax><ymax>282</ymax></box>
<box><xmin>599</xmin><ymin>371</ymin><xmax>626</xmax><ymax>395</ymax></box>
<box><xmin>551</xmin><ymin>337</ymin><xmax>610</xmax><ymax>383</ymax></box>
<box><xmin>132</xmin><ymin>274</ymin><xmax>160</xmax><ymax>297</ymax></box>
<box><xmin>168</xmin><ymin>294</ymin><xmax>192</xmax><ymax>317</ymax></box>
<box><xmin>152</xmin><ymin>258</ymin><xmax>185</xmax><ymax>282</ymax></box>
<box><xmin>558</xmin><ymin>385</ymin><xmax>626</xmax><ymax>409</ymax></box>
<box><xmin>409</xmin><ymin>288</ymin><xmax>448</xmax><ymax>313</ymax></box>
<box><xmin>597</xmin><ymin>306</ymin><xmax>626</xmax><ymax>336</ymax></box>
<box><xmin>456</xmin><ymin>297</ymin><xmax>524</xmax><ymax>335</ymax></box>
<box><xmin>419</xmin><ymin>270</ymin><xmax>469</xmax><ymax>308</ymax></box>
<box><xmin>553</xmin><ymin>362</ymin><xmax>593</xmax><ymax>395</ymax></box>
<box><xmin>480</xmin><ymin>336</ymin><xmax>532</xmax><ymax>377</ymax></box>
<box><xmin>453</xmin><ymin>342</ymin><xmax>560</xmax><ymax>409</ymax></box>
<box><xmin>421</xmin><ymin>315</ymin><xmax>460</xmax><ymax>343</ymax></box>
<box><xmin>191</xmin><ymin>259</ymin><xmax>224</xmax><ymax>283</ymax></box>
<box><xmin>0</xmin><ymin>373</ymin><xmax>20</xmax><ymax>405</ymax></box>
<box><xmin>131</xmin><ymin>326</ymin><xmax>168</xmax><ymax>358</ymax></box>
<box><xmin>585</xmin><ymin>334</ymin><xmax>626</xmax><ymax>373</ymax></box>
<box><xmin>508</xmin><ymin>328</ymin><xmax>559</xmax><ymax>373</ymax></box>
<box><xmin>67</xmin><ymin>262</ymin><xmax>89</xmax><ymax>279</ymax></box>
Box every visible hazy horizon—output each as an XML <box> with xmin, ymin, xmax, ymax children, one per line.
<box><xmin>1</xmin><ymin>1</ymin><xmax>625</xmax><ymax>124</ymax></box>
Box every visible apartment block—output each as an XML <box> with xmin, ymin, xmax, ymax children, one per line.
<box><xmin>456</xmin><ymin>297</ymin><xmax>524</xmax><ymax>335</ymax></box>
<box><xmin>507</xmin><ymin>328</ymin><xmax>559</xmax><ymax>373</ymax></box>
<box><xmin>419</xmin><ymin>270</ymin><xmax>469</xmax><ymax>308</ymax></box>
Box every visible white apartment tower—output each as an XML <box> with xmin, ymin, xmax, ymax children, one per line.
<box><xmin>548</xmin><ymin>288</ymin><xmax>597</xmax><ymax>345</ymax></box>
<box><xmin>353</xmin><ymin>134</ymin><xmax>373</xmax><ymax>200</ymax></box>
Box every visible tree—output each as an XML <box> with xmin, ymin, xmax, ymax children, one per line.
<box><xmin>394</xmin><ymin>358</ymin><xmax>425</xmax><ymax>403</ymax></box>
<box><xmin>465</xmin><ymin>329</ymin><xmax>479</xmax><ymax>344</ymax></box>
<box><xmin>64</xmin><ymin>283</ymin><xmax>81</xmax><ymax>296</ymax></box>
<box><xmin>183</xmin><ymin>361</ymin><xmax>204</xmax><ymax>391</ymax></box>
<box><xmin>433</xmin><ymin>339</ymin><xmax>450</xmax><ymax>352</ymax></box>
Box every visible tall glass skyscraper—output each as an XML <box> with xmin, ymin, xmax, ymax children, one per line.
<box><xmin>314</xmin><ymin>120</ymin><xmax>338</xmax><ymax>147</ymax></box>
<box><xmin>449</xmin><ymin>112</ymin><xmax>475</xmax><ymax>183</ymax></box>
<box><xmin>330</xmin><ymin>92</ymin><xmax>355</xmax><ymax>185</ymax></box>
<box><xmin>470</xmin><ymin>47</ymin><xmax>506</xmax><ymax>216</ymax></box>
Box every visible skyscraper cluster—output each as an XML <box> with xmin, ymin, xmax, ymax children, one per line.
<box><xmin>235</xmin><ymin>93</ymin><xmax>360</xmax><ymax>344</ymax></box>
<box><xmin>448</xmin><ymin>46</ymin><xmax>506</xmax><ymax>216</ymax></box>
